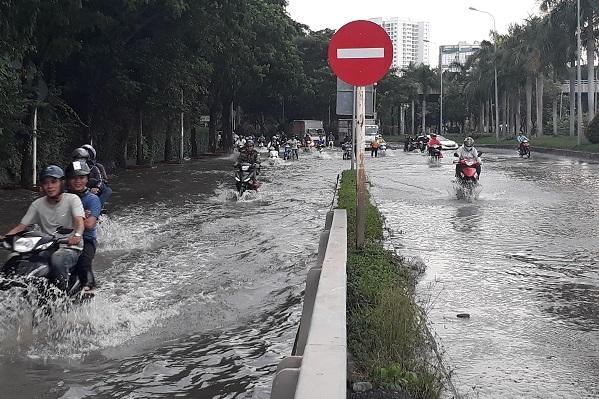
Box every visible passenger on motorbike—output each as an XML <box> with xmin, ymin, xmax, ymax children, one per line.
<box><xmin>81</xmin><ymin>144</ymin><xmax>112</xmax><ymax>207</ymax></box>
<box><xmin>72</xmin><ymin>148</ymin><xmax>109</xmax><ymax>207</ymax></box>
<box><xmin>66</xmin><ymin>161</ymin><xmax>101</xmax><ymax>297</ymax></box>
<box><xmin>1</xmin><ymin>166</ymin><xmax>85</xmax><ymax>291</ymax></box>
<box><xmin>235</xmin><ymin>140</ymin><xmax>261</xmax><ymax>185</ymax></box>
<box><xmin>455</xmin><ymin>137</ymin><xmax>481</xmax><ymax>178</ymax></box>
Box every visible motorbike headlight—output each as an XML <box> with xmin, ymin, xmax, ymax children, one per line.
<box><xmin>13</xmin><ymin>237</ymin><xmax>41</xmax><ymax>253</ymax></box>
<box><xmin>241</xmin><ymin>165</ymin><xmax>250</xmax><ymax>171</ymax></box>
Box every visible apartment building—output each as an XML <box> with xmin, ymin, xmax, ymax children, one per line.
<box><xmin>369</xmin><ymin>17</ymin><xmax>430</xmax><ymax>70</ymax></box>
<box><xmin>439</xmin><ymin>41</ymin><xmax>481</xmax><ymax>70</ymax></box>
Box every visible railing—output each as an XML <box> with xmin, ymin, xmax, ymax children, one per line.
<box><xmin>270</xmin><ymin>209</ymin><xmax>347</xmax><ymax>399</ymax></box>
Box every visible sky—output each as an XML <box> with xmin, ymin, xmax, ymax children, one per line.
<box><xmin>286</xmin><ymin>0</ymin><xmax>540</xmax><ymax>64</ymax></box>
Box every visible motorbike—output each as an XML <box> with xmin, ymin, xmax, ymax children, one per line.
<box><xmin>268</xmin><ymin>146</ymin><xmax>279</xmax><ymax>159</ymax></box>
<box><xmin>234</xmin><ymin>162</ymin><xmax>259</xmax><ymax>196</ymax></box>
<box><xmin>518</xmin><ymin>140</ymin><xmax>531</xmax><ymax>158</ymax></box>
<box><xmin>283</xmin><ymin>144</ymin><xmax>292</xmax><ymax>160</ymax></box>
<box><xmin>378</xmin><ymin>142</ymin><xmax>387</xmax><ymax>156</ymax></box>
<box><xmin>1</xmin><ymin>228</ymin><xmax>83</xmax><ymax>299</ymax></box>
<box><xmin>342</xmin><ymin>143</ymin><xmax>353</xmax><ymax>160</ymax></box>
<box><xmin>453</xmin><ymin>152</ymin><xmax>483</xmax><ymax>199</ymax></box>
<box><xmin>428</xmin><ymin>145</ymin><xmax>443</xmax><ymax>164</ymax></box>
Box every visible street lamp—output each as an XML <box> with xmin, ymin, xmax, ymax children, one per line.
<box><xmin>469</xmin><ymin>6</ymin><xmax>499</xmax><ymax>142</ymax></box>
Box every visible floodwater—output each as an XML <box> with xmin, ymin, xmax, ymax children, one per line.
<box><xmin>367</xmin><ymin>148</ymin><xmax>599</xmax><ymax>398</ymax></box>
<box><xmin>0</xmin><ymin>146</ymin><xmax>598</xmax><ymax>398</ymax></box>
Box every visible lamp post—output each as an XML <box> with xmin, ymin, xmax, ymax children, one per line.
<box><xmin>469</xmin><ymin>6</ymin><xmax>499</xmax><ymax>142</ymax></box>
<box><xmin>576</xmin><ymin>0</ymin><xmax>583</xmax><ymax>144</ymax></box>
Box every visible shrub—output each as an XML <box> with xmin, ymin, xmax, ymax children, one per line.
<box><xmin>586</xmin><ymin>113</ymin><xmax>599</xmax><ymax>143</ymax></box>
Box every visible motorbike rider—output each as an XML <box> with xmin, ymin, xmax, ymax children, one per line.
<box><xmin>267</xmin><ymin>135</ymin><xmax>280</xmax><ymax>152</ymax></box>
<box><xmin>66</xmin><ymin>160</ymin><xmax>101</xmax><ymax>297</ymax></box>
<box><xmin>327</xmin><ymin>132</ymin><xmax>335</xmax><ymax>148</ymax></box>
<box><xmin>427</xmin><ymin>133</ymin><xmax>443</xmax><ymax>156</ymax></box>
<box><xmin>516</xmin><ymin>132</ymin><xmax>529</xmax><ymax>152</ymax></box>
<box><xmin>1</xmin><ymin>166</ymin><xmax>85</xmax><ymax>291</ymax></box>
<box><xmin>455</xmin><ymin>137</ymin><xmax>482</xmax><ymax>178</ymax></box>
<box><xmin>287</xmin><ymin>136</ymin><xmax>300</xmax><ymax>159</ymax></box>
<box><xmin>235</xmin><ymin>140</ymin><xmax>261</xmax><ymax>185</ymax></box>
<box><xmin>81</xmin><ymin>144</ymin><xmax>112</xmax><ymax>206</ymax></box>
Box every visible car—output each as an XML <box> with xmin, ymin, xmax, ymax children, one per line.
<box><xmin>427</xmin><ymin>134</ymin><xmax>458</xmax><ymax>150</ymax></box>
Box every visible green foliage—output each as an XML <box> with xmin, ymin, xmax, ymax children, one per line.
<box><xmin>337</xmin><ymin>171</ymin><xmax>444</xmax><ymax>398</ymax></box>
<box><xmin>587</xmin><ymin>114</ymin><xmax>599</xmax><ymax>144</ymax></box>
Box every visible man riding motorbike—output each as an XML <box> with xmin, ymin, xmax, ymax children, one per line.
<box><xmin>66</xmin><ymin>161</ymin><xmax>102</xmax><ymax>297</ymax></box>
<box><xmin>427</xmin><ymin>133</ymin><xmax>443</xmax><ymax>157</ymax></box>
<box><xmin>235</xmin><ymin>140</ymin><xmax>261</xmax><ymax>186</ymax></box>
<box><xmin>455</xmin><ymin>137</ymin><xmax>482</xmax><ymax>178</ymax></box>
<box><xmin>516</xmin><ymin>132</ymin><xmax>529</xmax><ymax>153</ymax></box>
<box><xmin>1</xmin><ymin>166</ymin><xmax>85</xmax><ymax>291</ymax></box>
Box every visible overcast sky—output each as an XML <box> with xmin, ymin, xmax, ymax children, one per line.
<box><xmin>286</xmin><ymin>0</ymin><xmax>541</xmax><ymax>63</ymax></box>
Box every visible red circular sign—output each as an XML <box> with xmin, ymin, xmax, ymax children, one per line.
<box><xmin>328</xmin><ymin>20</ymin><xmax>393</xmax><ymax>86</ymax></box>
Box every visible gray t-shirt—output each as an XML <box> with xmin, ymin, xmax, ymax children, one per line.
<box><xmin>21</xmin><ymin>194</ymin><xmax>85</xmax><ymax>246</ymax></box>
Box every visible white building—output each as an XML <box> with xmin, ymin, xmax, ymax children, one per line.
<box><xmin>369</xmin><ymin>17</ymin><xmax>430</xmax><ymax>70</ymax></box>
<box><xmin>439</xmin><ymin>41</ymin><xmax>481</xmax><ymax>70</ymax></box>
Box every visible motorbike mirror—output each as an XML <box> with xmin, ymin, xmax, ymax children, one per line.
<box><xmin>478</xmin><ymin>151</ymin><xmax>483</xmax><ymax>156</ymax></box>
<box><xmin>453</xmin><ymin>152</ymin><xmax>459</xmax><ymax>157</ymax></box>
<box><xmin>56</xmin><ymin>226</ymin><xmax>74</xmax><ymax>235</ymax></box>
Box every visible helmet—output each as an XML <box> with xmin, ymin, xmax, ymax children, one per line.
<box><xmin>39</xmin><ymin>165</ymin><xmax>65</xmax><ymax>181</ymax></box>
<box><xmin>464</xmin><ymin>137</ymin><xmax>474</xmax><ymax>149</ymax></box>
<box><xmin>72</xmin><ymin>147</ymin><xmax>89</xmax><ymax>160</ymax></box>
<box><xmin>430</xmin><ymin>133</ymin><xmax>437</xmax><ymax>138</ymax></box>
<box><xmin>65</xmin><ymin>160</ymin><xmax>91</xmax><ymax>178</ymax></box>
<box><xmin>81</xmin><ymin>144</ymin><xmax>96</xmax><ymax>160</ymax></box>
<box><xmin>245</xmin><ymin>139</ymin><xmax>254</xmax><ymax>147</ymax></box>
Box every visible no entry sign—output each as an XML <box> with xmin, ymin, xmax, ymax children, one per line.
<box><xmin>328</xmin><ymin>20</ymin><xmax>393</xmax><ymax>86</ymax></box>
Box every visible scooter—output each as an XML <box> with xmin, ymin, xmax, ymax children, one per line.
<box><xmin>518</xmin><ymin>140</ymin><xmax>531</xmax><ymax>158</ymax></box>
<box><xmin>234</xmin><ymin>163</ymin><xmax>259</xmax><ymax>196</ymax></box>
<box><xmin>453</xmin><ymin>152</ymin><xmax>483</xmax><ymax>199</ymax></box>
<box><xmin>378</xmin><ymin>142</ymin><xmax>387</xmax><ymax>156</ymax></box>
<box><xmin>428</xmin><ymin>145</ymin><xmax>443</xmax><ymax>165</ymax></box>
<box><xmin>268</xmin><ymin>146</ymin><xmax>279</xmax><ymax>159</ymax></box>
<box><xmin>1</xmin><ymin>228</ymin><xmax>83</xmax><ymax>299</ymax></box>
<box><xmin>342</xmin><ymin>143</ymin><xmax>353</xmax><ymax>160</ymax></box>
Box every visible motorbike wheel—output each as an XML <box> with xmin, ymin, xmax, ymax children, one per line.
<box><xmin>525</xmin><ymin>149</ymin><xmax>531</xmax><ymax>159</ymax></box>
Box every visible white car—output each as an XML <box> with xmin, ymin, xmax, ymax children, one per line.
<box><xmin>427</xmin><ymin>134</ymin><xmax>458</xmax><ymax>150</ymax></box>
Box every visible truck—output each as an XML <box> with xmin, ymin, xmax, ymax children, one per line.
<box><xmin>338</xmin><ymin>118</ymin><xmax>379</xmax><ymax>149</ymax></box>
<box><xmin>292</xmin><ymin>120</ymin><xmax>324</xmax><ymax>140</ymax></box>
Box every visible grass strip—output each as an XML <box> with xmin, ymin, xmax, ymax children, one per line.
<box><xmin>445</xmin><ymin>133</ymin><xmax>599</xmax><ymax>152</ymax></box>
<box><xmin>338</xmin><ymin>170</ymin><xmax>444</xmax><ymax>399</ymax></box>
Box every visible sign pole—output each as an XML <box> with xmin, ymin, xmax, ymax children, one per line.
<box><xmin>356</xmin><ymin>85</ymin><xmax>366</xmax><ymax>248</ymax></box>
<box><xmin>351</xmin><ymin>86</ymin><xmax>356</xmax><ymax>170</ymax></box>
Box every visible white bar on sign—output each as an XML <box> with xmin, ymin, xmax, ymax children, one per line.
<box><xmin>337</xmin><ymin>48</ymin><xmax>384</xmax><ymax>59</ymax></box>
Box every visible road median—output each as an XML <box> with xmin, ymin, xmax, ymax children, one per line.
<box><xmin>337</xmin><ymin>170</ymin><xmax>445</xmax><ymax>399</ymax></box>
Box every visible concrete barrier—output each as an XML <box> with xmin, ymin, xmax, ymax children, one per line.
<box><xmin>270</xmin><ymin>209</ymin><xmax>347</xmax><ymax>399</ymax></box>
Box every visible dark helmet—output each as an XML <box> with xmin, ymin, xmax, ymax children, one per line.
<box><xmin>65</xmin><ymin>160</ymin><xmax>91</xmax><ymax>178</ymax></box>
<box><xmin>72</xmin><ymin>147</ymin><xmax>89</xmax><ymax>160</ymax></box>
<box><xmin>81</xmin><ymin>144</ymin><xmax>96</xmax><ymax>160</ymax></box>
<box><xmin>39</xmin><ymin>165</ymin><xmax>65</xmax><ymax>182</ymax></box>
<box><xmin>245</xmin><ymin>140</ymin><xmax>254</xmax><ymax>147</ymax></box>
<box><xmin>430</xmin><ymin>133</ymin><xmax>437</xmax><ymax>138</ymax></box>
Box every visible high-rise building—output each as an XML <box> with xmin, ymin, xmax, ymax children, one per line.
<box><xmin>369</xmin><ymin>17</ymin><xmax>430</xmax><ymax>70</ymax></box>
<box><xmin>439</xmin><ymin>41</ymin><xmax>481</xmax><ymax>70</ymax></box>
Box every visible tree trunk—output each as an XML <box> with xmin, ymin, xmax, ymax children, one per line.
<box><xmin>485</xmin><ymin>101</ymin><xmax>489</xmax><ymax>133</ymax></box>
<box><xmin>501</xmin><ymin>90</ymin><xmax>507</xmax><ymax>136</ymax></box>
<box><xmin>552</xmin><ymin>97</ymin><xmax>558</xmax><ymax>135</ymax></box>
<box><xmin>208</xmin><ymin>100</ymin><xmax>219</xmax><ymax>153</ymax></box>
<box><xmin>536</xmin><ymin>73</ymin><xmax>544</xmax><ymax>136</ymax></box>
<box><xmin>587</xmin><ymin>13</ymin><xmax>595</xmax><ymax>123</ymax></box>
<box><xmin>421</xmin><ymin>95</ymin><xmax>426</xmax><ymax>134</ymax></box>
<box><xmin>411</xmin><ymin>99</ymin><xmax>415</xmax><ymax>135</ymax></box>
<box><xmin>190</xmin><ymin>126</ymin><xmax>198</xmax><ymax>158</ymax></box>
<box><xmin>221</xmin><ymin>98</ymin><xmax>233</xmax><ymax>152</ymax></box>
<box><xmin>164</xmin><ymin>120</ymin><xmax>173</xmax><ymax>161</ymax></box>
<box><xmin>569</xmin><ymin>66</ymin><xmax>576</xmax><ymax>136</ymax></box>
<box><xmin>136</xmin><ymin>110</ymin><xmax>144</xmax><ymax>165</ymax></box>
<box><xmin>480</xmin><ymin>102</ymin><xmax>485</xmax><ymax>133</ymax></box>
<box><xmin>526</xmin><ymin>74</ymin><xmax>533</xmax><ymax>135</ymax></box>
<box><xmin>516</xmin><ymin>91</ymin><xmax>522</xmax><ymax>134</ymax></box>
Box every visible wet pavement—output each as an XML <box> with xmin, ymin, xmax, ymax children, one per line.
<box><xmin>0</xmin><ymin>147</ymin><xmax>598</xmax><ymax>398</ymax></box>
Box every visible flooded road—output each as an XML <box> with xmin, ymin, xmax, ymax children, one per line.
<box><xmin>0</xmin><ymin>152</ymin><xmax>340</xmax><ymax>398</ymax></box>
<box><xmin>367</xmin><ymin>149</ymin><xmax>599</xmax><ymax>398</ymax></box>
<box><xmin>0</xmin><ymin>146</ymin><xmax>598</xmax><ymax>398</ymax></box>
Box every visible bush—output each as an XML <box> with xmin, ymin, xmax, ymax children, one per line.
<box><xmin>586</xmin><ymin>114</ymin><xmax>599</xmax><ymax>143</ymax></box>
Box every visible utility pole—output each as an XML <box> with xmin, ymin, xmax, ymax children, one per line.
<box><xmin>351</xmin><ymin>86</ymin><xmax>356</xmax><ymax>170</ymax></box>
<box><xmin>577</xmin><ymin>0</ymin><xmax>584</xmax><ymax>144</ymax></box>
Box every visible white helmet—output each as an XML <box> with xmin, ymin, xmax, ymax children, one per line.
<box><xmin>464</xmin><ymin>137</ymin><xmax>474</xmax><ymax>150</ymax></box>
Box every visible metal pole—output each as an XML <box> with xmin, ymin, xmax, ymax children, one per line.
<box><xmin>32</xmin><ymin>107</ymin><xmax>38</xmax><ymax>188</ymax></box>
<box><xmin>180</xmin><ymin>89</ymin><xmax>184</xmax><ymax>163</ymax></box>
<box><xmin>351</xmin><ymin>86</ymin><xmax>356</xmax><ymax>170</ymax></box>
<box><xmin>439</xmin><ymin>47</ymin><xmax>443</xmax><ymax>134</ymax></box>
<box><xmin>356</xmin><ymin>85</ymin><xmax>366</xmax><ymax>248</ymax></box>
<box><xmin>577</xmin><ymin>0</ymin><xmax>583</xmax><ymax>144</ymax></box>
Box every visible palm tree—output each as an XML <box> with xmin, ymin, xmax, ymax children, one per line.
<box><xmin>402</xmin><ymin>63</ymin><xmax>437</xmax><ymax>134</ymax></box>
